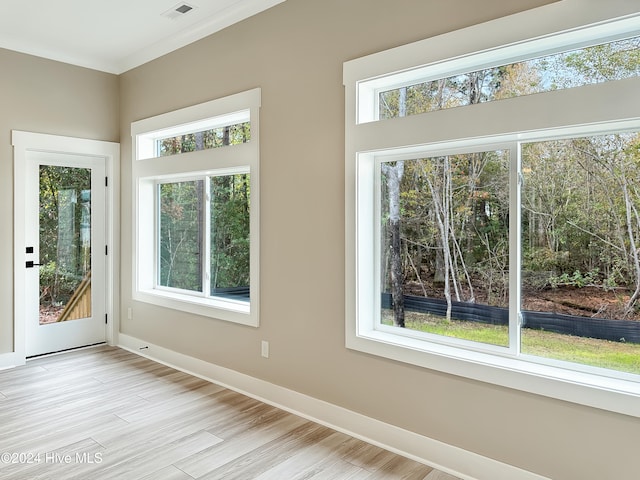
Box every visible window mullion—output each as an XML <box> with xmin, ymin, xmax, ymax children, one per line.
<box><xmin>204</xmin><ymin>177</ymin><xmax>211</xmax><ymax>298</ymax></box>
<box><xmin>154</xmin><ymin>182</ymin><xmax>161</xmax><ymax>289</ymax></box>
<box><xmin>509</xmin><ymin>143</ymin><xmax>522</xmax><ymax>356</ymax></box>
<box><xmin>373</xmin><ymin>157</ymin><xmax>383</xmax><ymax>330</ymax></box>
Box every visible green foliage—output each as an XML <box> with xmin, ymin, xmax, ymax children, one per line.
<box><xmin>405</xmin><ymin>315</ymin><xmax>508</xmax><ymax>347</ymax></box>
<box><xmin>158</xmin><ymin>174</ymin><xmax>250</xmax><ymax>296</ymax></box>
<box><xmin>379</xmin><ymin>35</ymin><xmax>640</xmax><ymax>320</ymax></box>
<box><xmin>521</xmin><ymin>132</ymin><xmax>640</xmax><ymax>296</ymax></box>
<box><xmin>384</xmin><ymin>311</ymin><xmax>640</xmax><ymax>374</ymax></box>
<box><xmin>211</xmin><ymin>174</ymin><xmax>250</xmax><ymax>290</ymax></box>
<box><xmin>38</xmin><ymin>165</ymin><xmax>91</xmax><ymax>306</ymax></box>
<box><xmin>379</xmin><ymin>35</ymin><xmax>640</xmax><ymax>120</ymax></box>
<box><xmin>549</xmin><ymin>269</ymin><xmax>600</xmax><ymax>288</ymax></box>
<box><xmin>522</xmin><ymin>329</ymin><xmax>640</xmax><ymax>374</ymax></box>
<box><xmin>158</xmin><ymin>122</ymin><xmax>251</xmax><ymax>156</ymax></box>
<box><xmin>39</xmin><ymin>262</ymin><xmax>80</xmax><ymax>305</ymax></box>
<box><xmin>381</xmin><ymin>150</ymin><xmax>510</xmax><ymax>306</ymax></box>
<box><xmin>561</xmin><ymin>37</ymin><xmax>640</xmax><ymax>85</ymax></box>
<box><xmin>159</xmin><ymin>180</ymin><xmax>203</xmax><ymax>292</ymax></box>
<box><xmin>156</xmin><ymin>120</ymin><xmax>252</xmax><ymax>298</ymax></box>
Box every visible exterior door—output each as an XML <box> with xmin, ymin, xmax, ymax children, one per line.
<box><xmin>24</xmin><ymin>151</ymin><xmax>106</xmax><ymax>357</ymax></box>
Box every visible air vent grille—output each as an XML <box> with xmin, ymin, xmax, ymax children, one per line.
<box><xmin>162</xmin><ymin>3</ymin><xmax>196</xmax><ymax>20</ymax></box>
<box><xmin>176</xmin><ymin>4</ymin><xmax>193</xmax><ymax>14</ymax></box>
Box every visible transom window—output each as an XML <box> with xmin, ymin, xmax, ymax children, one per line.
<box><xmin>157</xmin><ymin>121</ymin><xmax>250</xmax><ymax>156</ymax></box>
<box><xmin>377</xmin><ymin>35</ymin><xmax>640</xmax><ymax>120</ymax></box>
<box><xmin>132</xmin><ymin>89</ymin><xmax>260</xmax><ymax>326</ymax></box>
<box><xmin>344</xmin><ymin>3</ymin><xmax>640</xmax><ymax>416</ymax></box>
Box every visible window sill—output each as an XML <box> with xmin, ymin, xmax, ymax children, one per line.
<box><xmin>346</xmin><ymin>328</ymin><xmax>640</xmax><ymax>418</ymax></box>
<box><xmin>134</xmin><ymin>288</ymin><xmax>256</xmax><ymax>327</ymax></box>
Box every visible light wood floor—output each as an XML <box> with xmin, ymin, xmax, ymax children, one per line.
<box><xmin>0</xmin><ymin>345</ymin><xmax>460</xmax><ymax>480</ymax></box>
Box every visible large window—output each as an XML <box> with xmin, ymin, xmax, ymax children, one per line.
<box><xmin>344</xmin><ymin>2</ymin><xmax>640</xmax><ymax>416</ymax></box>
<box><xmin>157</xmin><ymin>173</ymin><xmax>250</xmax><ymax>299</ymax></box>
<box><xmin>378</xmin><ymin>148</ymin><xmax>511</xmax><ymax>348</ymax></box>
<box><xmin>132</xmin><ymin>89</ymin><xmax>260</xmax><ymax>326</ymax></box>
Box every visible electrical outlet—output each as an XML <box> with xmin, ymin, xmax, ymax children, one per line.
<box><xmin>261</xmin><ymin>340</ymin><xmax>269</xmax><ymax>358</ymax></box>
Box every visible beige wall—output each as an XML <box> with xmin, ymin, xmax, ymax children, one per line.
<box><xmin>0</xmin><ymin>49</ymin><xmax>119</xmax><ymax>353</ymax></box>
<box><xmin>118</xmin><ymin>1</ymin><xmax>640</xmax><ymax>479</ymax></box>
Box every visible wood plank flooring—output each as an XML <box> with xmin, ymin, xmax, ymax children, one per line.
<box><xmin>0</xmin><ymin>346</ymin><xmax>460</xmax><ymax>480</ymax></box>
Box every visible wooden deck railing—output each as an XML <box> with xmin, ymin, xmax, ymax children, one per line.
<box><xmin>58</xmin><ymin>270</ymin><xmax>92</xmax><ymax>322</ymax></box>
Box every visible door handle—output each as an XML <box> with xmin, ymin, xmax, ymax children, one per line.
<box><xmin>25</xmin><ymin>261</ymin><xmax>42</xmax><ymax>268</ymax></box>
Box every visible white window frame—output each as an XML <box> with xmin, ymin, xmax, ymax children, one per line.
<box><xmin>132</xmin><ymin>88</ymin><xmax>260</xmax><ymax>327</ymax></box>
<box><xmin>344</xmin><ymin>0</ymin><xmax>640</xmax><ymax>417</ymax></box>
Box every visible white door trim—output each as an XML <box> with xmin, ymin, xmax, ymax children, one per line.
<box><xmin>11</xmin><ymin>131</ymin><xmax>120</xmax><ymax>365</ymax></box>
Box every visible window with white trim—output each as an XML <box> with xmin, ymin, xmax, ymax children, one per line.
<box><xmin>132</xmin><ymin>88</ymin><xmax>260</xmax><ymax>327</ymax></box>
<box><xmin>344</xmin><ymin>1</ymin><xmax>640</xmax><ymax>416</ymax></box>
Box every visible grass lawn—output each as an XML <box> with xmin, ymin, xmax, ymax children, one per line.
<box><xmin>382</xmin><ymin>310</ymin><xmax>640</xmax><ymax>375</ymax></box>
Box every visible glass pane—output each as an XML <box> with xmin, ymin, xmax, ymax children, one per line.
<box><xmin>157</xmin><ymin>122</ymin><xmax>251</xmax><ymax>156</ymax></box>
<box><xmin>380</xmin><ymin>151</ymin><xmax>509</xmax><ymax>346</ymax></box>
<box><xmin>379</xmin><ymin>35</ymin><xmax>640</xmax><ymax>120</ymax></box>
<box><xmin>521</xmin><ymin>133</ymin><xmax>640</xmax><ymax>374</ymax></box>
<box><xmin>210</xmin><ymin>174</ymin><xmax>250</xmax><ymax>301</ymax></box>
<box><xmin>158</xmin><ymin>180</ymin><xmax>204</xmax><ymax>291</ymax></box>
<box><xmin>39</xmin><ymin>166</ymin><xmax>92</xmax><ymax>324</ymax></box>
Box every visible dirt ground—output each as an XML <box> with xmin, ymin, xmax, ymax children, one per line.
<box><xmin>522</xmin><ymin>286</ymin><xmax>637</xmax><ymax>320</ymax></box>
<box><xmin>39</xmin><ymin>305</ymin><xmax>64</xmax><ymax>324</ymax></box>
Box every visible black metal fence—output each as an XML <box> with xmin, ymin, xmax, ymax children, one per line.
<box><xmin>382</xmin><ymin>293</ymin><xmax>640</xmax><ymax>343</ymax></box>
<box><xmin>211</xmin><ymin>286</ymin><xmax>250</xmax><ymax>299</ymax></box>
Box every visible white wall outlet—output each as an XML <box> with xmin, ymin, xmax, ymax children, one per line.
<box><xmin>261</xmin><ymin>340</ymin><xmax>269</xmax><ymax>358</ymax></box>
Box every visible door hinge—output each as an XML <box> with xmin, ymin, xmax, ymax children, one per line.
<box><xmin>105</xmin><ymin>176</ymin><xmax>108</xmax><ymax>187</ymax></box>
<box><xmin>105</xmin><ymin>245</ymin><xmax>108</xmax><ymax>255</ymax></box>
<box><xmin>105</xmin><ymin>314</ymin><xmax>108</xmax><ymax>325</ymax></box>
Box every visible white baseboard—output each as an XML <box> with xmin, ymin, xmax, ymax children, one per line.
<box><xmin>118</xmin><ymin>333</ymin><xmax>549</xmax><ymax>480</ymax></box>
<box><xmin>0</xmin><ymin>352</ymin><xmax>23</xmax><ymax>370</ymax></box>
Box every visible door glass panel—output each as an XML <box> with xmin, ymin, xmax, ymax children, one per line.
<box><xmin>39</xmin><ymin>166</ymin><xmax>92</xmax><ymax>324</ymax></box>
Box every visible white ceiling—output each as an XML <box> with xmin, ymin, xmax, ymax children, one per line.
<box><xmin>0</xmin><ymin>0</ymin><xmax>284</xmax><ymax>74</ymax></box>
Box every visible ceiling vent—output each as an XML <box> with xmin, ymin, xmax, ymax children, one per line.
<box><xmin>162</xmin><ymin>3</ymin><xmax>196</xmax><ymax>20</ymax></box>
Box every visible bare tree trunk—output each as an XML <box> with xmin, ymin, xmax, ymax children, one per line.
<box><xmin>426</xmin><ymin>160</ymin><xmax>453</xmax><ymax>320</ymax></box>
<box><xmin>381</xmin><ymin>87</ymin><xmax>407</xmax><ymax>327</ymax></box>
<box><xmin>468</xmin><ymin>71</ymin><xmax>482</xmax><ymax>105</ymax></box>
<box><xmin>435</xmin><ymin>79</ymin><xmax>446</xmax><ymax>109</ymax></box>
<box><xmin>450</xmin><ymin>226</ymin><xmax>475</xmax><ymax>302</ymax></box>
<box><xmin>390</xmin><ymin>212</ymin><xmax>405</xmax><ymax>327</ymax></box>
<box><xmin>621</xmin><ymin>175</ymin><xmax>640</xmax><ymax>314</ymax></box>
<box><xmin>195</xmin><ymin>131</ymin><xmax>204</xmax><ymax>151</ymax></box>
<box><xmin>223</xmin><ymin>126</ymin><xmax>230</xmax><ymax>146</ymax></box>
<box><xmin>434</xmin><ymin>249</ymin><xmax>445</xmax><ymax>284</ymax></box>
<box><xmin>407</xmin><ymin>249</ymin><xmax>428</xmax><ymax>296</ymax></box>
<box><xmin>382</xmin><ymin>162</ymin><xmax>405</xmax><ymax>327</ymax></box>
